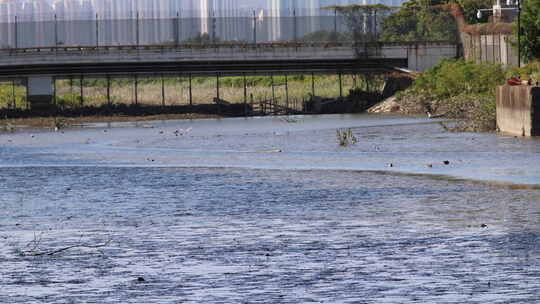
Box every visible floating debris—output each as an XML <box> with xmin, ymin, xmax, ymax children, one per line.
<box><xmin>280</xmin><ymin>117</ymin><xmax>302</xmax><ymax>123</ymax></box>
<box><xmin>258</xmin><ymin>149</ymin><xmax>283</xmax><ymax>153</ymax></box>
<box><xmin>53</xmin><ymin>118</ymin><xmax>68</xmax><ymax>131</ymax></box>
<box><xmin>174</xmin><ymin>128</ymin><xmax>193</xmax><ymax>136</ymax></box>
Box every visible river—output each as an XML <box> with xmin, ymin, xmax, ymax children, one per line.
<box><xmin>1</xmin><ymin>114</ymin><xmax>539</xmax><ymax>303</ymax></box>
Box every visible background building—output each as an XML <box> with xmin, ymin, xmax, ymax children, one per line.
<box><xmin>0</xmin><ymin>0</ymin><xmax>410</xmax><ymax>47</ymax></box>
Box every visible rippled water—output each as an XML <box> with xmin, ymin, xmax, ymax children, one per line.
<box><xmin>1</xmin><ymin>115</ymin><xmax>540</xmax><ymax>303</ymax></box>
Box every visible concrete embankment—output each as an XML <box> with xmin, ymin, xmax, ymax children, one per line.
<box><xmin>496</xmin><ymin>85</ymin><xmax>540</xmax><ymax>137</ymax></box>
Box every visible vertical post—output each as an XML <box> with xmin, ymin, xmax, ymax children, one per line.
<box><xmin>212</xmin><ymin>11</ymin><xmax>216</xmax><ymax>44</ymax></box>
<box><xmin>365</xmin><ymin>74</ymin><xmax>370</xmax><ymax>92</ymax></box>
<box><xmin>25</xmin><ymin>78</ymin><xmax>29</xmax><ymax>110</ymax></box>
<box><xmin>339</xmin><ymin>71</ymin><xmax>343</xmax><ymax>99</ymax></box>
<box><xmin>334</xmin><ymin>9</ymin><xmax>338</xmax><ymax>42</ymax></box>
<box><xmin>285</xmin><ymin>74</ymin><xmax>289</xmax><ymax>113</ymax></box>
<box><xmin>506</xmin><ymin>35</ymin><xmax>510</xmax><ymax>66</ymax></box>
<box><xmin>311</xmin><ymin>72</ymin><xmax>315</xmax><ymax>97</ymax></box>
<box><xmin>243</xmin><ymin>73</ymin><xmax>248</xmax><ymax>117</ymax></box>
<box><xmin>216</xmin><ymin>73</ymin><xmax>220</xmax><ymax>101</ymax></box>
<box><xmin>271</xmin><ymin>73</ymin><xmax>275</xmax><ymax>107</ymax></box>
<box><xmin>134</xmin><ymin>75</ymin><xmax>138</xmax><ymax>105</ymax></box>
<box><xmin>374</xmin><ymin>11</ymin><xmax>378</xmax><ymax>41</ymax></box>
<box><xmin>176</xmin><ymin>11</ymin><xmax>180</xmax><ymax>47</ymax></box>
<box><xmin>478</xmin><ymin>35</ymin><xmax>482</xmax><ymax>63</ymax></box>
<box><xmin>492</xmin><ymin>34</ymin><xmax>495</xmax><ymax>64</ymax></box>
<box><xmin>136</xmin><ymin>11</ymin><xmax>140</xmax><ymax>47</ymax></box>
<box><xmin>253</xmin><ymin>10</ymin><xmax>257</xmax><ymax>44</ymax></box>
<box><xmin>293</xmin><ymin>9</ymin><xmax>297</xmax><ymax>42</ymax></box>
<box><xmin>96</xmin><ymin>13</ymin><xmax>99</xmax><ymax>48</ymax></box>
<box><xmin>107</xmin><ymin>75</ymin><xmax>111</xmax><ymax>107</ymax></box>
<box><xmin>70</xmin><ymin>76</ymin><xmax>73</xmax><ymax>103</ymax></box>
<box><xmin>484</xmin><ymin>36</ymin><xmax>489</xmax><ymax>62</ymax></box>
<box><xmin>216</xmin><ymin>73</ymin><xmax>220</xmax><ymax>114</ymax></box>
<box><xmin>161</xmin><ymin>74</ymin><xmax>165</xmax><ymax>106</ymax></box>
<box><xmin>14</xmin><ymin>15</ymin><xmax>18</xmax><ymax>49</ymax></box>
<box><xmin>189</xmin><ymin>73</ymin><xmax>193</xmax><ymax>106</ymax></box>
<box><xmin>80</xmin><ymin>75</ymin><xmax>84</xmax><ymax>107</ymax></box>
<box><xmin>517</xmin><ymin>2</ymin><xmax>521</xmax><ymax>67</ymax></box>
<box><xmin>54</xmin><ymin>14</ymin><xmax>58</xmax><ymax>46</ymax></box>
<box><xmin>11</xmin><ymin>79</ymin><xmax>16</xmax><ymax>109</ymax></box>
<box><xmin>53</xmin><ymin>77</ymin><xmax>57</xmax><ymax>106</ymax></box>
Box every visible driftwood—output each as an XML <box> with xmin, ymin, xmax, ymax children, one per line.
<box><xmin>213</xmin><ymin>97</ymin><xmax>232</xmax><ymax>106</ymax></box>
<box><xmin>21</xmin><ymin>240</ymin><xmax>112</xmax><ymax>257</ymax></box>
<box><xmin>20</xmin><ymin>232</ymin><xmax>112</xmax><ymax>257</ymax></box>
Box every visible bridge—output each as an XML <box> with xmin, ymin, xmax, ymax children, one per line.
<box><xmin>0</xmin><ymin>41</ymin><xmax>459</xmax><ymax>108</ymax></box>
<box><xmin>0</xmin><ymin>10</ymin><xmax>461</xmax><ymax>109</ymax></box>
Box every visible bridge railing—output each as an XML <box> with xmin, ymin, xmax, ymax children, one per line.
<box><xmin>0</xmin><ymin>7</ymin><xmax>458</xmax><ymax>50</ymax></box>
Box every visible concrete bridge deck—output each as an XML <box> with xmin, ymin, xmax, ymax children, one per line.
<box><xmin>0</xmin><ymin>41</ymin><xmax>459</xmax><ymax>77</ymax></box>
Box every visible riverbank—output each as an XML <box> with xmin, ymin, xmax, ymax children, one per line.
<box><xmin>368</xmin><ymin>60</ymin><xmax>505</xmax><ymax>132</ymax></box>
<box><xmin>1</xmin><ymin>113</ymin><xmax>223</xmax><ymax>131</ymax></box>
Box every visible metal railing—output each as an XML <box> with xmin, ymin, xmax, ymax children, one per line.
<box><xmin>0</xmin><ymin>11</ymin><xmax>356</xmax><ymax>49</ymax></box>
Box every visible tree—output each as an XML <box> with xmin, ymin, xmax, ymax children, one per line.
<box><xmin>379</xmin><ymin>0</ymin><xmax>459</xmax><ymax>42</ymax></box>
<box><xmin>452</xmin><ymin>0</ymin><xmax>493</xmax><ymax>24</ymax></box>
<box><xmin>325</xmin><ymin>5</ymin><xmax>393</xmax><ymax>56</ymax></box>
<box><xmin>519</xmin><ymin>0</ymin><xmax>540</xmax><ymax>62</ymax></box>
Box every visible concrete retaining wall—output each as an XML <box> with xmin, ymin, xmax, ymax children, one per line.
<box><xmin>496</xmin><ymin>85</ymin><xmax>540</xmax><ymax>136</ymax></box>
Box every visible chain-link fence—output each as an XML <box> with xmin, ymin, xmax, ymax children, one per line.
<box><xmin>0</xmin><ymin>7</ymin><xmax>458</xmax><ymax>49</ymax></box>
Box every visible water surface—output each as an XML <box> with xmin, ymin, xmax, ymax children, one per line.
<box><xmin>1</xmin><ymin>114</ymin><xmax>540</xmax><ymax>303</ymax></box>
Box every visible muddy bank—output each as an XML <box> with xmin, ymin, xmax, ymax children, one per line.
<box><xmin>368</xmin><ymin>93</ymin><xmax>497</xmax><ymax>133</ymax></box>
<box><xmin>1</xmin><ymin>113</ymin><xmax>223</xmax><ymax>130</ymax></box>
<box><xmin>0</xmin><ymin>103</ymin><xmax>251</xmax><ymax>130</ymax></box>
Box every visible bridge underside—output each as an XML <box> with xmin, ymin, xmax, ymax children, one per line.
<box><xmin>1</xmin><ymin>57</ymin><xmax>408</xmax><ymax>111</ymax></box>
<box><xmin>0</xmin><ymin>58</ymin><xmax>407</xmax><ymax>78</ymax></box>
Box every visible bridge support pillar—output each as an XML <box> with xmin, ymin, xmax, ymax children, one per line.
<box><xmin>26</xmin><ymin>76</ymin><xmax>54</xmax><ymax>111</ymax></box>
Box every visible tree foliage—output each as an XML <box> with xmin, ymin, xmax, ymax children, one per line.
<box><xmin>379</xmin><ymin>0</ymin><xmax>458</xmax><ymax>42</ymax></box>
<box><xmin>452</xmin><ymin>0</ymin><xmax>493</xmax><ymax>24</ymax></box>
<box><xmin>324</xmin><ymin>5</ymin><xmax>393</xmax><ymax>56</ymax></box>
<box><xmin>327</xmin><ymin>1</ymin><xmax>468</xmax><ymax>43</ymax></box>
<box><xmin>518</xmin><ymin>0</ymin><xmax>540</xmax><ymax>62</ymax></box>
<box><xmin>327</xmin><ymin>5</ymin><xmax>394</xmax><ymax>43</ymax></box>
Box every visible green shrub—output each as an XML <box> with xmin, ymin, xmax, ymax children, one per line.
<box><xmin>412</xmin><ymin>59</ymin><xmax>505</xmax><ymax>99</ymax></box>
<box><xmin>55</xmin><ymin>93</ymin><xmax>82</xmax><ymax>108</ymax></box>
<box><xmin>505</xmin><ymin>61</ymin><xmax>540</xmax><ymax>80</ymax></box>
<box><xmin>397</xmin><ymin>59</ymin><xmax>506</xmax><ymax>131</ymax></box>
<box><xmin>0</xmin><ymin>85</ymin><xmax>26</xmax><ymax>109</ymax></box>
